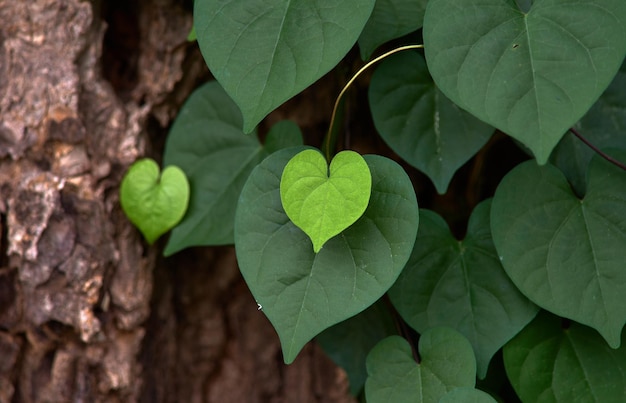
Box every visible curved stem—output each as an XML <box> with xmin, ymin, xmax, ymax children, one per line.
<box><xmin>569</xmin><ymin>127</ymin><xmax>626</xmax><ymax>171</ymax></box>
<box><xmin>324</xmin><ymin>44</ymin><xmax>425</xmax><ymax>160</ymax></box>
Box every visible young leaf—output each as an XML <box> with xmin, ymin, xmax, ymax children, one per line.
<box><xmin>235</xmin><ymin>148</ymin><xmax>419</xmax><ymax>364</ymax></box>
<box><xmin>280</xmin><ymin>150</ymin><xmax>372</xmax><ymax>253</ymax></box>
<box><xmin>365</xmin><ymin>329</ymin><xmax>476</xmax><ymax>403</ymax></box>
<box><xmin>316</xmin><ymin>299</ymin><xmax>398</xmax><ymax>396</ymax></box>
<box><xmin>491</xmin><ymin>151</ymin><xmax>626</xmax><ymax>348</ymax></box>
<box><xmin>358</xmin><ymin>0</ymin><xmax>427</xmax><ymax>60</ymax></box>
<box><xmin>120</xmin><ymin>158</ymin><xmax>189</xmax><ymax>244</ymax></box>
<box><xmin>423</xmin><ymin>0</ymin><xmax>626</xmax><ymax>163</ymax></box>
<box><xmin>163</xmin><ymin>81</ymin><xmax>302</xmax><ymax>256</ymax></box>
<box><xmin>194</xmin><ymin>0</ymin><xmax>376</xmax><ymax>132</ymax></box>
<box><xmin>504</xmin><ymin>312</ymin><xmax>626</xmax><ymax>402</ymax></box>
<box><xmin>369</xmin><ymin>51</ymin><xmax>493</xmax><ymax>194</ymax></box>
<box><xmin>389</xmin><ymin>200</ymin><xmax>538</xmax><ymax>378</ymax></box>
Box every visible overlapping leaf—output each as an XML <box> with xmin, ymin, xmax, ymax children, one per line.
<box><xmin>163</xmin><ymin>81</ymin><xmax>301</xmax><ymax>255</ymax></box>
<box><xmin>235</xmin><ymin>148</ymin><xmax>419</xmax><ymax>363</ymax></box>
<box><xmin>369</xmin><ymin>52</ymin><xmax>493</xmax><ymax>194</ymax></box>
<box><xmin>424</xmin><ymin>0</ymin><xmax>626</xmax><ymax>163</ymax></box>
<box><xmin>491</xmin><ymin>152</ymin><xmax>626</xmax><ymax>348</ymax></box>
<box><xmin>389</xmin><ymin>200</ymin><xmax>538</xmax><ymax>378</ymax></box>
<box><xmin>194</xmin><ymin>0</ymin><xmax>376</xmax><ymax>132</ymax></box>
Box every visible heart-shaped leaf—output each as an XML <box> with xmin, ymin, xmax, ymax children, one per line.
<box><xmin>423</xmin><ymin>0</ymin><xmax>626</xmax><ymax>163</ymax></box>
<box><xmin>365</xmin><ymin>328</ymin><xmax>476</xmax><ymax>403</ymax></box>
<box><xmin>120</xmin><ymin>158</ymin><xmax>189</xmax><ymax>244</ymax></box>
<box><xmin>504</xmin><ymin>311</ymin><xmax>626</xmax><ymax>402</ymax></box>
<box><xmin>358</xmin><ymin>0</ymin><xmax>427</xmax><ymax>60</ymax></box>
<box><xmin>491</xmin><ymin>151</ymin><xmax>626</xmax><ymax>348</ymax></box>
<box><xmin>235</xmin><ymin>148</ymin><xmax>419</xmax><ymax>363</ymax></box>
<box><xmin>389</xmin><ymin>200</ymin><xmax>539</xmax><ymax>378</ymax></box>
<box><xmin>280</xmin><ymin>149</ymin><xmax>372</xmax><ymax>252</ymax></box>
<box><xmin>162</xmin><ymin>81</ymin><xmax>302</xmax><ymax>256</ymax></box>
<box><xmin>317</xmin><ymin>299</ymin><xmax>398</xmax><ymax>396</ymax></box>
<box><xmin>439</xmin><ymin>388</ymin><xmax>497</xmax><ymax>403</ymax></box>
<box><xmin>194</xmin><ymin>0</ymin><xmax>376</xmax><ymax>132</ymax></box>
<box><xmin>369</xmin><ymin>51</ymin><xmax>494</xmax><ymax>193</ymax></box>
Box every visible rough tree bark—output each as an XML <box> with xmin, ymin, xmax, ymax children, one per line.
<box><xmin>0</xmin><ymin>1</ymin><xmax>354</xmax><ymax>402</ymax></box>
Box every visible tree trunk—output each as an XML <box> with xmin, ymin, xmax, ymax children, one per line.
<box><xmin>0</xmin><ymin>1</ymin><xmax>354</xmax><ymax>401</ymax></box>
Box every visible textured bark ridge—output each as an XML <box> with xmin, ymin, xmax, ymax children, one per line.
<box><xmin>0</xmin><ymin>1</ymin><xmax>353</xmax><ymax>402</ymax></box>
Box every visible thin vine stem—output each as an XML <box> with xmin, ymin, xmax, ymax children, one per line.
<box><xmin>570</xmin><ymin>127</ymin><xmax>626</xmax><ymax>171</ymax></box>
<box><xmin>324</xmin><ymin>44</ymin><xmax>425</xmax><ymax>160</ymax></box>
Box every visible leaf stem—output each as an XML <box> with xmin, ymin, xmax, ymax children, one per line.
<box><xmin>324</xmin><ymin>44</ymin><xmax>425</xmax><ymax>161</ymax></box>
<box><xmin>569</xmin><ymin>127</ymin><xmax>626</xmax><ymax>171</ymax></box>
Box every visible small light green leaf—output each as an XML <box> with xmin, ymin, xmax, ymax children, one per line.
<box><xmin>187</xmin><ymin>25</ymin><xmax>196</xmax><ymax>42</ymax></box>
<box><xmin>194</xmin><ymin>0</ymin><xmax>376</xmax><ymax>133</ymax></box>
<box><xmin>358</xmin><ymin>0</ymin><xmax>427</xmax><ymax>60</ymax></box>
<box><xmin>504</xmin><ymin>312</ymin><xmax>626</xmax><ymax>402</ymax></box>
<box><xmin>491</xmin><ymin>151</ymin><xmax>626</xmax><ymax>348</ymax></box>
<box><xmin>369</xmin><ymin>51</ymin><xmax>494</xmax><ymax>194</ymax></box>
<box><xmin>163</xmin><ymin>81</ymin><xmax>302</xmax><ymax>256</ymax></box>
<box><xmin>280</xmin><ymin>149</ymin><xmax>372</xmax><ymax>253</ymax></box>
<box><xmin>120</xmin><ymin>158</ymin><xmax>189</xmax><ymax>244</ymax></box>
<box><xmin>424</xmin><ymin>0</ymin><xmax>626</xmax><ymax>163</ymax></box>
<box><xmin>317</xmin><ymin>299</ymin><xmax>397</xmax><ymax>396</ymax></box>
<box><xmin>235</xmin><ymin>148</ymin><xmax>419</xmax><ymax>363</ymax></box>
<box><xmin>389</xmin><ymin>200</ymin><xmax>539</xmax><ymax>378</ymax></box>
<box><xmin>365</xmin><ymin>328</ymin><xmax>476</xmax><ymax>403</ymax></box>
<box><xmin>439</xmin><ymin>388</ymin><xmax>497</xmax><ymax>403</ymax></box>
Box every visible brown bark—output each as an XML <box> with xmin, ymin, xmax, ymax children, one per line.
<box><xmin>0</xmin><ymin>1</ymin><xmax>354</xmax><ymax>402</ymax></box>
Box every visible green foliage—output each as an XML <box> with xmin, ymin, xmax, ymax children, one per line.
<box><xmin>280</xmin><ymin>149</ymin><xmax>372</xmax><ymax>252</ymax></box>
<box><xmin>120</xmin><ymin>158</ymin><xmax>189</xmax><ymax>244</ymax></box>
<box><xmin>119</xmin><ymin>0</ymin><xmax>626</xmax><ymax>400</ymax></box>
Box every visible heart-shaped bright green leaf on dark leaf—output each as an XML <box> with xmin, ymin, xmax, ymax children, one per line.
<box><xmin>120</xmin><ymin>158</ymin><xmax>189</xmax><ymax>245</ymax></box>
<box><xmin>280</xmin><ymin>150</ymin><xmax>372</xmax><ymax>253</ymax></box>
<box><xmin>163</xmin><ymin>81</ymin><xmax>302</xmax><ymax>256</ymax></box>
<box><xmin>358</xmin><ymin>0</ymin><xmax>427</xmax><ymax>60</ymax></box>
<box><xmin>389</xmin><ymin>200</ymin><xmax>538</xmax><ymax>378</ymax></box>
<box><xmin>491</xmin><ymin>151</ymin><xmax>626</xmax><ymax>348</ymax></box>
<box><xmin>369</xmin><ymin>51</ymin><xmax>494</xmax><ymax>194</ymax></box>
<box><xmin>504</xmin><ymin>311</ymin><xmax>626</xmax><ymax>402</ymax></box>
<box><xmin>194</xmin><ymin>0</ymin><xmax>376</xmax><ymax>133</ymax></box>
<box><xmin>550</xmin><ymin>60</ymin><xmax>626</xmax><ymax>196</ymax></box>
<box><xmin>423</xmin><ymin>0</ymin><xmax>626</xmax><ymax>163</ymax></box>
<box><xmin>365</xmin><ymin>328</ymin><xmax>476</xmax><ymax>403</ymax></box>
<box><xmin>439</xmin><ymin>388</ymin><xmax>497</xmax><ymax>403</ymax></box>
<box><xmin>317</xmin><ymin>299</ymin><xmax>397</xmax><ymax>396</ymax></box>
<box><xmin>235</xmin><ymin>148</ymin><xmax>419</xmax><ymax>363</ymax></box>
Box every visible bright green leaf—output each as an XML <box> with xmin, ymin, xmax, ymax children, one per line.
<box><xmin>358</xmin><ymin>0</ymin><xmax>427</xmax><ymax>60</ymax></box>
<box><xmin>317</xmin><ymin>299</ymin><xmax>398</xmax><ymax>396</ymax></box>
<box><xmin>423</xmin><ymin>0</ymin><xmax>626</xmax><ymax>163</ymax></box>
<box><xmin>504</xmin><ymin>312</ymin><xmax>626</xmax><ymax>402</ymax></box>
<box><xmin>163</xmin><ymin>81</ymin><xmax>302</xmax><ymax>256</ymax></box>
<box><xmin>439</xmin><ymin>388</ymin><xmax>497</xmax><ymax>403</ymax></box>
<box><xmin>120</xmin><ymin>158</ymin><xmax>189</xmax><ymax>245</ymax></box>
<box><xmin>550</xmin><ymin>60</ymin><xmax>626</xmax><ymax>195</ymax></box>
<box><xmin>280</xmin><ymin>150</ymin><xmax>372</xmax><ymax>253</ymax></box>
<box><xmin>365</xmin><ymin>328</ymin><xmax>476</xmax><ymax>403</ymax></box>
<box><xmin>491</xmin><ymin>152</ymin><xmax>626</xmax><ymax>348</ymax></box>
<box><xmin>369</xmin><ymin>52</ymin><xmax>494</xmax><ymax>194</ymax></box>
<box><xmin>235</xmin><ymin>148</ymin><xmax>419</xmax><ymax>363</ymax></box>
<box><xmin>194</xmin><ymin>0</ymin><xmax>376</xmax><ymax>132</ymax></box>
<box><xmin>389</xmin><ymin>200</ymin><xmax>538</xmax><ymax>378</ymax></box>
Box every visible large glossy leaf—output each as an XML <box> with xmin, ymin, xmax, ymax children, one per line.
<box><xmin>550</xmin><ymin>60</ymin><xmax>626</xmax><ymax>195</ymax></box>
<box><xmin>424</xmin><ymin>0</ymin><xmax>626</xmax><ymax>164</ymax></box>
<box><xmin>369</xmin><ymin>52</ymin><xmax>493</xmax><ymax>194</ymax></box>
<box><xmin>358</xmin><ymin>0</ymin><xmax>427</xmax><ymax>60</ymax></box>
<box><xmin>194</xmin><ymin>0</ymin><xmax>376</xmax><ymax>132</ymax></box>
<box><xmin>491</xmin><ymin>152</ymin><xmax>626</xmax><ymax>348</ymax></box>
<box><xmin>235</xmin><ymin>149</ymin><xmax>419</xmax><ymax>363</ymax></box>
<box><xmin>365</xmin><ymin>329</ymin><xmax>476</xmax><ymax>403</ymax></box>
<box><xmin>389</xmin><ymin>200</ymin><xmax>538</xmax><ymax>378</ymax></box>
<box><xmin>163</xmin><ymin>81</ymin><xmax>302</xmax><ymax>255</ymax></box>
<box><xmin>316</xmin><ymin>299</ymin><xmax>397</xmax><ymax>396</ymax></box>
<box><xmin>504</xmin><ymin>312</ymin><xmax>626</xmax><ymax>402</ymax></box>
